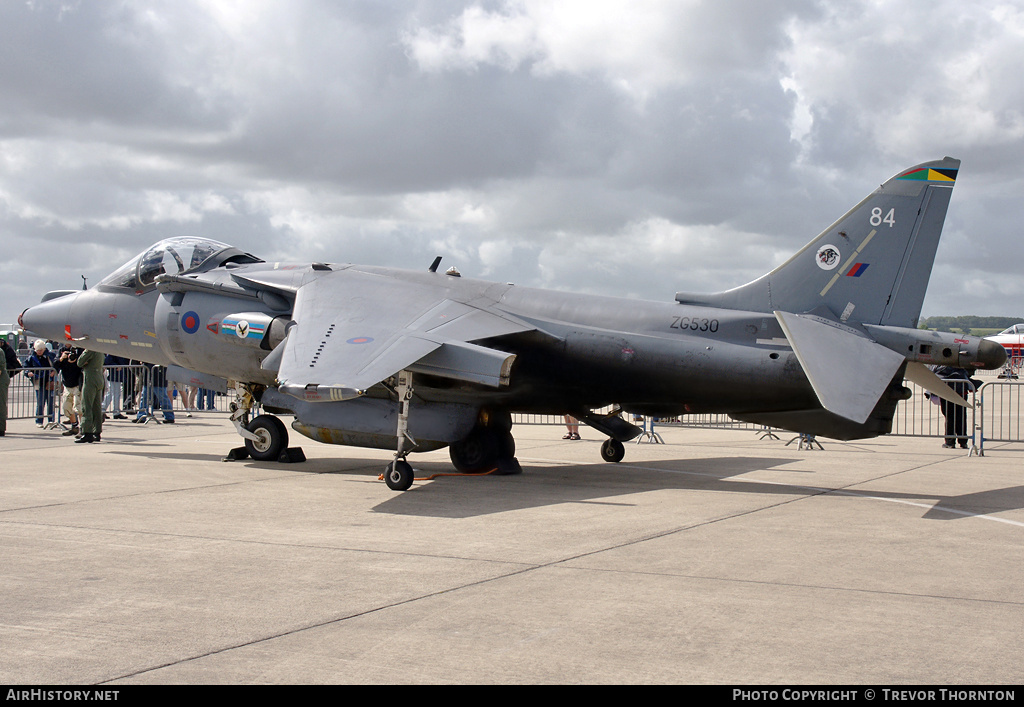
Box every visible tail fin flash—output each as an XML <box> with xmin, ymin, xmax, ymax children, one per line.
<box><xmin>676</xmin><ymin>157</ymin><xmax>960</xmax><ymax>327</ymax></box>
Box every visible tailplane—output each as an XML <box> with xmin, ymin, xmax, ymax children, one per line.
<box><xmin>676</xmin><ymin>157</ymin><xmax>960</xmax><ymax>328</ymax></box>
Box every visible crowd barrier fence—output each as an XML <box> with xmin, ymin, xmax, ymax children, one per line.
<box><xmin>5</xmin><ymin>364</ymin><xmax>232</xmax><ymax>423</ymax></box>
<box><xmin>510</xmin><ymin>376</ymin><xmax>1024</xmax><ymax>454</ymax></box>
<box><xmin>6</xmin><ymin>363</ymin><xmax>1022</xmax><ymax>453</ymax></box>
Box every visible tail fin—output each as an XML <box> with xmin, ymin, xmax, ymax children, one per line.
<box><xmin>675</xmin><ymin>157</ymin><xmax>960</xmax><ymax>328</ymax></box>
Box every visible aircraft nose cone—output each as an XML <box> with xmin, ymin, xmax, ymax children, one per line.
<box><xmin>20</xmin><ymin>293</ymin><xmax>78</xmax><ymax>343</ymax></box>
<box><xmin>978</xmin><ymin>339</ymin><xmax>1008</xmax><ymax>370</ymax></box>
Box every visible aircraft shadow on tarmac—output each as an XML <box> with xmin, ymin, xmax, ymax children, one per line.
<box><xmin>97</xmin><ymin>445</ymin><xmax>1024</xmax><ymax>522</ymax></box>
<box><xmin>919</xmin><ymin>485</ymin><xmax>1024</xmax><ymax>521</ymax></box>
<box><xmin>370</xmin><ymin>458</ymin><xmax>1024</xmax><ymax>522</ymax></box>
<box><xmin>103</xmin><ymin>446</ymin><xmax>241</xmax><ymax>465</ymax></box>
<box><xmin>368</xmin><ymin>456</ymin><xmax>803</xmax><ymax>518</ymax></box>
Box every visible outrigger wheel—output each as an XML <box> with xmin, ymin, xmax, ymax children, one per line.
<box><xmin>600</xmin><ymin>438</ymin><xmax>625</xmax><ymax>463</ymax></box>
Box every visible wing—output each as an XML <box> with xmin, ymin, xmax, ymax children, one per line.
<box><xmin>273</xmin><ymin>269</ymin><xmax>537</xmax><ymax>402</ymax></box>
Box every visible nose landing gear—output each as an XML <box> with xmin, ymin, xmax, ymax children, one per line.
<box><xmin>226</xmin><ymin>383</ymin><xmax>303</xmax><ymax>463</ymax></box>
<box><xmin>245</xmin><ymin>414</ymin><xmax>289</xmax><ymax>461</ymax></box>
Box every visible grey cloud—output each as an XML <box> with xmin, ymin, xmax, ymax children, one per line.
<box><xmin>1</xmin><ymin>1</ymin><xmax>1021</xmax><ymax>324</ymax></box>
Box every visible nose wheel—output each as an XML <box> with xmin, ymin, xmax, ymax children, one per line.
<box><xmin>244</xmin><ymin>414</ymin><xmax>289</xmax><ymax>461</ymax></box>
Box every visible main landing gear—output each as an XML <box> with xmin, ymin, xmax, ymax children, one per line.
<box><xmin>384</xmin><ymin>372</ymin><xmax>521</xmax><ymax>491</ymax></box>
<box><xmin>449</xmin><ymin>405</ymin><xmax>521</xmax><ymax>477</ymax></box>
<box><xmin>384</xmin><ymin>459</ymin><xmax>415</xmax><ymax>491</ymax></box>
<box><xmin>385</xmin><ymin>371</ymin><xmax>417</xmax><ymax>491</ymax></box>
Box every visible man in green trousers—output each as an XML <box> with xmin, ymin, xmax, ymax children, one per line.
<box><xmin>76</xmin><ymin>348</ymin><xmax>105</xmax><ymax>443</ymax></box>
<box><xmin>0</xmin><ymin>340</ymin><xmax>8</xmax><ymax>437</ymax></box>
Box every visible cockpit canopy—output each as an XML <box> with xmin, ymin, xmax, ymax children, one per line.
<box><xmin>97</xmin><ymin>237</ymin><xmax>261</xmax><ymax>292</ymax></box>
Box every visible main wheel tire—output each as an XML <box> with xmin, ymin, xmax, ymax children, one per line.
<box><xmin>600</xmin><ymin>438</ymin><xmax>625</xmax><ymax>463</ymax></box>
<box><xmin>385</xmin><ymin>460</ymin><xmax>415</xmax><ymax>491</ymax></box>
<box><xmin>244</xmin><ymin>414</ymin><xmax>288</xmax><ymax>461</ymax></box>
<box><xmin>449</xmin><ymin>428</ymin><xmax>499</xmax><ymax>473</ymax></box>
<box><xmin>496</xmin><ymin>428</ymin><xmax>516</xmax><ymax>459</ymax></box>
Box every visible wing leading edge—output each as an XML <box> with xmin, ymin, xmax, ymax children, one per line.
<box><xmin>273</xmin><ymin>270</ymin><xmax>535</xmax><ymax>402</ymax></box>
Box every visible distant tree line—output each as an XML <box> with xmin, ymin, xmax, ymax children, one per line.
<box><xmin>918</xmin><ymin>315</ymin><xmax>1022</xmax><ymax>335</ymax></box>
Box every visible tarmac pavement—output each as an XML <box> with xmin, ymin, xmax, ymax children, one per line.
<box><xmin>1</xmin><ymin>414</ymin><xmax>1022</xmax><ymax>685</ymax></box>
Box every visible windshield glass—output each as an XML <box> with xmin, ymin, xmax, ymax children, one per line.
<box><xmin>98</xmin><ymin>237</ymin><xmax>233</xmax><ymax>291</ymax></box>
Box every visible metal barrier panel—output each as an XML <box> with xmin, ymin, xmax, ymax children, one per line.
<box><xmin>978</xmin><ymin>380</ymin><xmax>1024</xmax><ymax>452</ymax></box>
<box><xmin>511</xmin><ymin>377</ymin><xmax>1024</xmax><ymax>452</ymax></box>
<box><xmin>7</xmin><ymin>361</ymin><xmax>63</xmax><ymax>424</ymax></box>
<box><xmin>671</xmin><ymin>377</ymin><xmax>985</xmax><ymax>446</ymax></box>
<box><xmin>891</xmin><ymin>378</ymin><xmax>975</xmax><ymax>440</ymax></box>
<box><xmin>165</xmin><ymin>382</ymin><xmax>231</xmax><ymax>414</ymax></box>
<box><xmin>8</xmin><ymin>359</ymin><xmax>236</xmax><ymax>421</ymax></box>
<box><xmin>512</xmin><ymin>406</ymin><xmax>622</xmax><ymax>428</ymax></box>
<box><xmin>513</xmin><ymin>413</ymin><xmax>565</xmax><ymax>426</ymax></box>
<box><xmin>5</xmin><ymin>368</ymin><xmax>44</xmax><ymax>421</ymax></box>
<box><xmin>101</xmin><ymin>364</ymin><xmax>147</xmax><ymax>418</ymax></box>
<box><xmin>8</xmin><ymin>361</ymin><xmax>1022</xmax><ymax>450</ymax></box>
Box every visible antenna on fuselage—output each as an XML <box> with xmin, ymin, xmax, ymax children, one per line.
<box><xmin>81</xmin><ymin>276</ymin><xmax>88</xmax><ymax>290</ymax></box>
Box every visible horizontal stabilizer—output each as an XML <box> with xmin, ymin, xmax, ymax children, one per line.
<box><xmin>775</xmin><ymin>311</ymin><xmax>905</xmax><ymax>424</ymax></box>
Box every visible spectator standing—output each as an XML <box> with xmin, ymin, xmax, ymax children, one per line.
<box><xmin>103</xmin><ymin>354</ymin><xmax>129</xmax><ymax>419</ymax></box>
<box><xmin>76</xmin><ymin>348</ymin><xmax>105</xmax><ymax>443</ymax></box>
<box><xmin>197</xmin><ymin>387</ymin><xmax>216</xmax><ymax>411</ymax></box>
<box><xmin>134</xmin><ymin>363</ymin><xmax>175</xmax><ymax>424</ymax></box>
<box><xmin>563</xmin><ymin>415</ymin><xmax>580</xmax><ymax>440</ymax></box>
<box><xmin>0</xmin><ymin>338</ymin><xmax>21</xmax><ymax>436</ymax></box>
<box><xmin>0</xmin><ymin>339</ymin><xmax>8</xmax><ymax>436</ymax></box>
<box><xmin>931</xmin><ymin>365</ymin><xmax>979</xmax><ymax>449</ymax></box>
<box><xmin>54</xmin><ymin>344</ymin><xmax>83</xmax><ymax>436</ymax></box>
<box><xmin>25</xmin><ymin>340</ymin><xmax>55</xmax><ymax>427</ymax></box>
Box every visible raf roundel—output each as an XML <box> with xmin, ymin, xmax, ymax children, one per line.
<box><xmin>347</xmin><ymin>337</ymin><xmax>374</xmax><ymax>345</ymax></box>
<box><xmin>181</xmin><ymin>311</ymin><xmax>201</xmax><ymax>334</ymax></box>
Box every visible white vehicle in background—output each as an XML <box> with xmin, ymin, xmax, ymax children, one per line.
<box><xmin>986</xmin><ymin>324</ymin><xmax>1024</xmax><ymax>377</ymax></box>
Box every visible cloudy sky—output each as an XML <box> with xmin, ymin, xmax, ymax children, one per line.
<box><xmin>2</xmin><ymin>0</ymin><xmax>1023</xmax><ymax>328</ymax></box>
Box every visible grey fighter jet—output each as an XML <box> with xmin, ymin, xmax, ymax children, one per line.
<box><xmin>20</xmin><ymin>157</ymin><xmax>1006</xmax><ymax>490</ymax></box>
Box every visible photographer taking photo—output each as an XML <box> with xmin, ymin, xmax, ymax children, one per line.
<box><xmin>53</xmin><ymin>344</ymin><xmax>83</xmax><ymax>436</ymax></box>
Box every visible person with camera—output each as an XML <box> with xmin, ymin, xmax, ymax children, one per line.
<box><xmin>53</xmin><ymin>343</ymin><xmax>84</xmax><ymax>437</ymax></box>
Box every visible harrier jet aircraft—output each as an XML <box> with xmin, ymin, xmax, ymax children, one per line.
<box><xmin>20</xmin><ymin>157</ymin><xmax>1005</xmax><ymax>490</ymax></box>
<box><xmin>985</xmin><ymin>323</ymin><xmax>1024</xmax><ymax>374</ymax></box>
